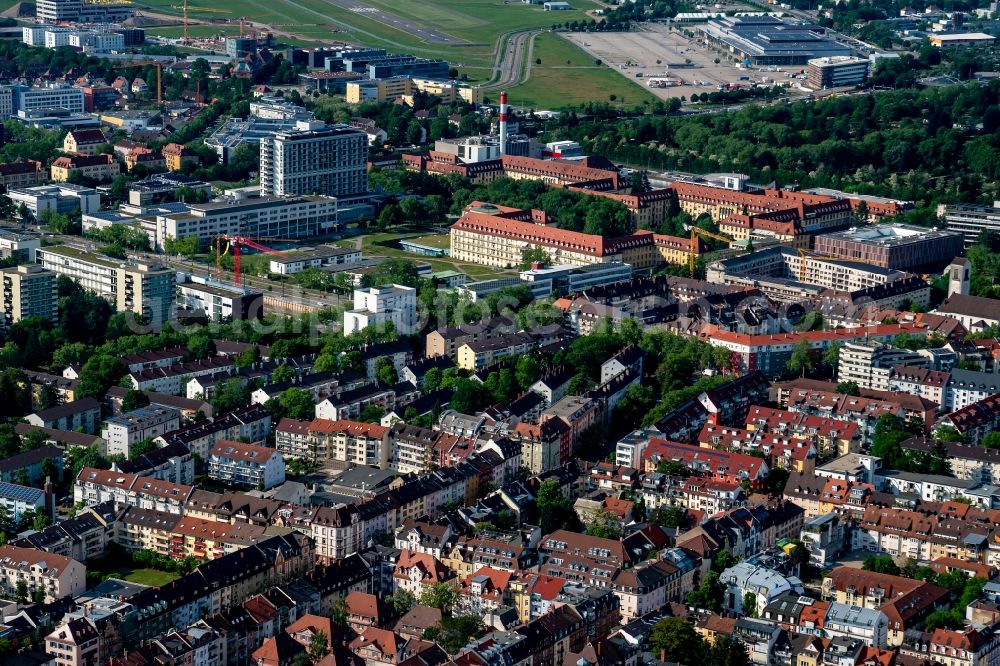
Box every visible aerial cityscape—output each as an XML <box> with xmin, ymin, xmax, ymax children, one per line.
<box><xmin>0</xmin><ymin>0</ymin><xmax>996</xmax><ymax>665</ymax></box>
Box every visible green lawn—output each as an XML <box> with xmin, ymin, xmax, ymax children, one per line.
<box><xmin>123</xmin><ymin>568</ymin><xmax>180</xmax><ymax>586</ymax></box>
<box><xmin>134</xmin><ymin>0</ymin><xmax>602</xmax><ymax>67</ymax></box>
<box><xmin>508</xmin><ymin>33</ymin><xmax>658</xmax><ymax>109</ymax></box>
<box><xmin>87</xmin><ymin>562</ymin><xmax>180</xmax><ymax>588</ymax></box>
<box><xmin>409</xmin><ymin>233</ymin><xmax>451</xmax><ymax>249</ymax></box>
<box><xmin>360</xmin><ymin>229</ymin><xmax>511</xmax><ymax>280</ymax></box>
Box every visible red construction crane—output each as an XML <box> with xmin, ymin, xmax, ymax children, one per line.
<box><xmin>215</xmin><ymin>235</ymin><xmax>292</xmax><ymax>286</ymax></box>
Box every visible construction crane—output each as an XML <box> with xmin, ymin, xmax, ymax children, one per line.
<box><xmin>118</xmin><ymin>60</ymin><xmax>164</xmax><ymax>106</ymax></box>
<box><xmin>689</xmin><ymin>226</ymin><xmax>733</xmax><ymax>275</ymax></box>
<box><xmin>795</xmin><ymin>248</ymin><xmax>861</xmax><ymax>283</ymax></box>
<box><xmin>172</xmin><ymin>0</ymin><xmax>230</xmax><ymax>43</ymax></box>
<box><xmin>215</xmin><ymin>235</ymin><xmax>294</xmax><ymax>287</ymax></box>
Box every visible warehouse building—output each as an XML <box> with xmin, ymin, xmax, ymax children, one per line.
<box><xmin>699</xmin><ymin>16</ymin><xmax>853</xmax><ymax>65</ymax></box>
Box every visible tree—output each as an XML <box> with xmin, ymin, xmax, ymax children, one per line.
<box><xmin>32</xmin><ymin>512</ymin><xmax>51</xmax><ymax>531</ymax></box>
<box><xmin>374</xmin><ymin>356</ymin><xmax>398</xmax><ymax>386</ymax></box>
<box><xmin>713</xmin><ymin>549</ymin><xmax>739</xmax><ymax>573</ymax></box>
<box><xmin>823</xmin><ymin>342</ymin><xmax>841</xmax><ymax>369</ymax></box>
<box><xmin>863</xmin><ymin>554</ymin><xmax>901</xmax><ymax>576</ymax></box>
<box><xmin>520</xmin><ymin>246</ymin><xmax>549</xmax><ymax>270</ymax></box>
<box><xmin>935</xmin><ymin>426</ymin><xmax>965</xmax><ymax>443</ymax></box>
<box><xmin>649</xmin><ymin>617</ymin><xmax>707</xmax><ymax>665</ymax></box>
<box><xmin>129</xmin><ymin>438</ymin><xmax>157</xmax><ymax>460</ymax></box>
<box><xmin>77</xmin><ymin>354</ymin><xmax>128</xmax><ymax>399</ymax></box>
<box><xmin>422</xmin><ymin>367</ymin><xmax>442</xmax><ymax>394</ymax></box>
<box><xmin>743</xmin><ymin>591</ymin><xmax>758</xmax><ymax>617</ymax></box>
<box><xmin>585</xmin><ymin>508</ymin><xmax>623</xmax><ymax>539</ymax></box>
<box><xmin>307</xmin><ymin>631</ymin><xmax>330</xmax><ymax>662</ymax></box>
<box><xmin>685</xmin><ymin>571</ymin><xmax>725</xmax><ymax>612</ymax></box>
<box><xmin>14</xmin><ymin>580</ymin><xmax>27</xmax><ymax>602</ymax></box>
<box><xmin>652</xmin><ymin>504</ymin><xmax>686</xmax><ymax>529</ymax></box>
<box><xmin>785</xmin><ymin>338</ymin><xmax>814</xmax><ymax>377</ymax></box>
<box><xmin>515</xmin><ymin>355</ymin><xmax>542</xmax><ymax>390</ymax></box>
<box><xmin>536</xmin><ymin>478</ymin><xmax>581</xmax><ymax>534</ymax></box>
<box><xmin>834</xmin><ymin>381</ymin><xmax>860</xmax><ymax>396</ymax></box>
<box><xmin>332</xmin><ymin>595</ymin><xmax>349</xmax><ymax>626</ymax></box>
<box><xmin>391</xmin><ymin>589</ymin><xmax>415</xmax><ymax>616</ymax></box>
<box><xmin>121</xmin><ymin>389</ymin><xmax>150</xmax><ymax>413</ymax></box>
<box><xmin>709</xmin><ymin>634</ymin><xmax>750</xmax><ymax>666</ymax></box>
<box><xmin>983</xmin><ymin>432</ymin><xmax>1000</xmax><ymax>450</ymax></box>
<box><xmin>211</xmin><ymin>378</ymin><xmax>251</xmax><ymax>413</ymax></box>
<box><xmin>420</xmin><ymin>582</ymin><xmax>460</xmax><ymax>615</ymax></box>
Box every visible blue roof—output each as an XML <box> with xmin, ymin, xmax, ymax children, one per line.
<box><xmin>0</xmin><ymin>481</ymin><xmax>45</xmax><ymax>503</ymax></box>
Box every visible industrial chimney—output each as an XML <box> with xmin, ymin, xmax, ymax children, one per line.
<box><xmin>499</xmin><ymin>91</ymin><xmax>508</xmax><ymax>156</ymax></box>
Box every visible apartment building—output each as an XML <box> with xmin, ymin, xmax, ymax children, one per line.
<box><xmin>344</xmin><ymin>284</ymin><xmax>417</xmax><ymax>336</ymax></box>
<box><xmin>836</xmin><ymin>340</ymin><xmax>928</xmax><ymax>391</ymax></box>
<box><xmin>45</xmin><ymin>616</ymin><xmax>100</xmax><ymax>666</ymax></box>
<box><xmin>147</xmin><ymin>193</ymin><xmax>339</xmax><ymax>250</ymax></box>
<box><xmin>456</xmin><ymin>332</ymin><xmax>536</xmax><ymax>371</ymax></box>
<box><xmin>161</xmin><ymin>143</ymin><xmax>199</xmax><ymax>171</ymax></box>
<box><xmin>157</xmin><ymin>404</ymin><xmax>272</xmax><ymax>459</ymax></box>
<box><xmin>259</xmin><ymin>120</ymin><xmax>368</xmax><ymax>197</ymax></box>
<box><xmin>946</xmin><ymin>368</ymin><xmax>1000</xmax><ymax>412</ymax></box>
<box><xmin>35</xmin><ymin>246</ymin><xmax>175</xmax><ymax>328</ymax></box>
<box><xmin>101</xmin><ymin>405</ymin><xmax>181</xmax><ymax>457</ymax></box>
<box><xmin>1</xmin><ymin>264</ymin><xmax>57</xmax><ymax>328</ymax></box>
<box><xmin>26</xmin><ymin>397</ymin><xmax>102</xmax><ymax>434</ymax></box>
<box><xmin>0</xmin><ymin>545</ymin><xmax>85</xmax><ymax>602</ymax></box>
<box><xmin>276</xmin><ymin>418</ymin><xmax>390</xmax><ymax>467</ymax></box>
<box><xmin>208</xmin><ymin>440</ymin><xmax>285</xmax><ymax>490</ymax></box>
<box><xmin>0</xmin><ymin>160</ymin><xmax>45</xmax><ymax>189</ymax></box>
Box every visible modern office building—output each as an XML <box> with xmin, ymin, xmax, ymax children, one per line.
<box><xmin>35</xmin><ymin>246</ymin><xmax>175</xmax><ymax>327</ymax></box>
<box><xmin>144</xmin><ymin>192</ymin><xmax>339</xmax><ymax>250</ymax></box>
<box><xmin>940</xmin><ymin>201</ymin><xmax>1000</xmax><ymax>246</ymax></box>
<box><xmin>8</xmin><ymin>184</ymin><xmax>100</xmax><ymax>216</ymax></box>
<box><xmin>1</xmin><ymin>265</ymin><xmax>57</xmax><ymax>328</ymax></box>
<box><xmin>519</xmin><ymin>262</ymin><xmax>633</xmax><ymax>294</ymax></box>
<box><xmin>175</xmin><ymin>277</ymin><xmax>264</xmax><ymax>322</ymax></box>
<box><xmin>35</xmin><ymin>0</ymin><xmax>134</xmax><ymax>23</ymax></box>
<box><xmin>344</xmin><ymin>284</ymin><xmax>417</xmax><ymax>336</ymax></box>
<box><xmin>0</xmin><ymin>231</ymin><xmax>40</xmax><ymax>262</ymax></box>
<box><xmin>259</xmin><ymin>120</ymin><xmax>368</xmax><ymax>198</ymax></box>
<box><xmin>813</xmin><ymin>224</ymin><xmax>964</xmax><ymax>271</ymax></box>
<box><xmin>806</xmin><ymin>56</ymin><xmax>871</xmax><ymax>89</ymax></box>
<box><xmin>9</xmin><ymin>82</ymin><xmax>85</xmax><ymax>114</ymax></box>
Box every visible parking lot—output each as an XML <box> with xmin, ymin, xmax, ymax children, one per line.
<box><xmin>563</xmin><ymin>23</ymin><xmax>800</xmax><ymax>100</ymax></box>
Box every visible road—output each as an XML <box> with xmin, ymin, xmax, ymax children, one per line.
<box><xmin>483</xmin><ymin>30</ymin><xmax>540</xmax><ymax>91</ymax></box>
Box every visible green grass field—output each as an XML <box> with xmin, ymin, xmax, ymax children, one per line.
<box><xmin>122</xmin><ymin>568</ymin><xmax>180</xmax><ymax>586</ymax></box>
<box><xmin>508</xmin><ymin>33</ymin><xmax>658</xmax><ymax>109</ymax></box>
<box><xmin>360</xmin><ymin>230</ymin><xmax>511</xmax><ymax>279</ymax></box>
<box><xmin>134</xmin><ymin>0</ymin><xmax>601</xmax><ymax>68</ymax></box>
<box><xmin>409</xmin><ymin>233</ymin><xmax>451</xmax><ymax>249</ymax></box>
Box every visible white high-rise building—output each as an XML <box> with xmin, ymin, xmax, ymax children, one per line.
<box><xmin>259</xmin><ymin>120</ymin><xmax>368</xmax><ymax>198</ymax></box>
<box><xmin>344</xmin><ymin>284</ymin><xmax>417</xmax><ymax>336</ymax></box>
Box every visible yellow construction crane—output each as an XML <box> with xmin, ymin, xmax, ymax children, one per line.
<box><xmin>171</xmin><ymin>0</ymin><xmax>229</xmax><ymax>43</ymax></box>
<box><xmin>689</xmin><ymin>226</ymin><xmax>733</xmax><ymax>275</ymax></box>
<box><xmin>795</xmin><ymin>248</ymin><xmax>860</xmax><ymax>282</ymax></box>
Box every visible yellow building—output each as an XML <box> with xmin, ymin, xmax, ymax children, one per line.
<box><xmin>50</xmin><ymin>154</ymin><xmax>119</xmax><ymax>183</ymax></box>
<box><xmin>62</xmin><ymin>128</ymin><xmax>107</xmax><ymax>156</ymax></box>
<box><xmin>346</xmin><ymin>77</ymin><xmax>482</xmax><ymax>105</ymax></box>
